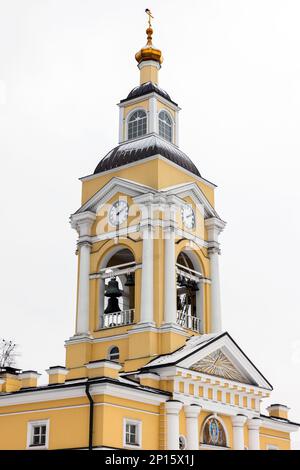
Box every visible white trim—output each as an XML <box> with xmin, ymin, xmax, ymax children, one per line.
<box><xmin>123</xmin><ymin>418</ymin><xmax>142</xmax><ymax>449</ymax></box>
<box><xmin>20</xmin><ymin>372</ymin><xmax>41</xmax><ymax>380</ymax></box>
<box><xmin>46</xmin><ymin>367</ymin><xmax>69</xmax><ymax>376</ymax></box>
<box><xmin>260</xmin><ymin>417</ymin><xmax>299</xmax><ymax>433</ymax></box>
<box><xmin>85</xmin><ymin>360</ymin><xmax>121</xmax><ymax>371</ymax></box>
<box><xmin>26</xmin><ymin>419</ymin><xmax>50</xmax><ymax>450</ymax></box>
<box><xmin>125</xmin><ymin>107</ymin><xmax>148</xmax><ymax>142</ymax></box>
<box><xmin>0</xmin><ymin>382</ymin><xmax>168</xmax><ymax>408</ymax></box>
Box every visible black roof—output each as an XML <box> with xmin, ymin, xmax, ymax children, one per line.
<box><xmin>120</xmin><ymin>81</ymin><xmax>178</xmax><ymax>106</ymax></box>
<box><xmin>94</xmin><ymin>134</ymin><xmax>201</xmax><ymax>177</ymax></box>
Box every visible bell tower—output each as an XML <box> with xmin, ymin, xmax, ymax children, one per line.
<box><xmin>65</xmin><ymin>11</ymin><xmax>226</xmax><ymax>379</ymax></box>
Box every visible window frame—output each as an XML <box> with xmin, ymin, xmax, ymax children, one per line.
<box><xmin>200</xmin><ymin>414</ymin><xmax>228</xmax><ymax>449</ymax></box>
<box><xmin>26</xmin><ymin>419</ymin><xmax>50</xmax><ymax>450</ymax></box>
<box><xmin>126</xmin><ymin>108</ymin><xmax>148</xmax><ymax>141</ymax></box>
<box><xmin>158</xmin><ymin>109</ymin><xmax>173</xmax><ymax>143</ymax></box>
<box><xmin>123</xmin><ymin>418</ymin><xmax>142</xmax><ymax>449</ymax></box>
<box><xmin>108</xmin><ymin>345</ymin><xmax>120</xmax><ymax>362</ymax></box>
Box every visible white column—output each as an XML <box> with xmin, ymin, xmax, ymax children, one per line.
<box><xmin>70</xmin><ymin>211</ymin><xmax>96</xmax><ymax>336</ymax></box>
<box><xmin>140</xmin><ymin>226</ymin><xmax>154</xmax><ymax>324</ymax></box>
<box><xmin>164</xmin><ymin>227</ymin><xmax>177</xmax><ymax>324</ymax></box>
<box><xmin>247</xmin><ymin>418</ymin><xmax>262</xmax><ymax>450</ymax></box>
<box><xmin>165</xmin><ymin>401</ymin><xmax>183</xmax><ymax>450</ymax></box>
<box><xmin>184</xmin><ymin>405</ymin><xmax>201</xmax><ymax>450</ymax></box>
<box><xmin>231</xmin><ymin>415</ymin><xmax>247</xmax><ymax>450</ymax></box>
<box><xmin>208</xmin><ymin>246</ymin><xmax>222</xmax><ymax>333</ymax></box>
<box><xmin>205</xmin><ymin>218</ymin><xmax>226</xmax><ymax>334</ymax></box>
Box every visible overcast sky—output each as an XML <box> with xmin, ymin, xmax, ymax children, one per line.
<box><xmin>0</xmin><ymin>0</ymin><xmax>299</xmax><ymax>448</ymax></box>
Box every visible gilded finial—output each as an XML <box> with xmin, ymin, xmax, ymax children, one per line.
<box><xmin>145</xmin><ymin>8</ymin><xmax>154</xmax><ymax>28</ymax></box>
<box><xmin>145</xmin><ymin>9</ymin><xmax>154</xmax><ymax>46</ymax></box>
<box><xmin>135</xmin><ymin>8</ymin><xmax>163</xmax><ymax>65</ymax></box>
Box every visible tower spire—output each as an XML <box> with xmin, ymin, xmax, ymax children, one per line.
<box><xmin>135</xmin><ymin>9</ymin><xmax>163</xmax><ymax>85</ymax></box>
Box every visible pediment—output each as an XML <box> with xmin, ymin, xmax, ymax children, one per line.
<box><xmin>190</xmin><ymin>349</ymin><xmax>249</xmax><ymax>383</ymax></box>
<box><xmin>145</xmin><ymin>333</ymin><xmax>273</xmax><ymax>390</ymax></box>
<box><xmin>161</xmin><ymin>182</ymin><xmax>222</xmax><ymax>220</ymax></box>
<box><xmin>74</xmin><ymin>177</ymin><xmax>156</xmax><ymax>214</ymax></box>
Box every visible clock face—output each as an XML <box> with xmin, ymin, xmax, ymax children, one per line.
<box><xmin>109</xmin><ymin>200</ymin><xmax>129</xmax><ymax>226</ymax></box>
<box><xmin>181</xmin><ymin>204</ymin><xmax>195</xmax><ymax>229</ymax></box>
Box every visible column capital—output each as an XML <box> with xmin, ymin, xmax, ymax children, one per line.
<box><xmin>165</xmin><ymin>400</ymin><xmax>183</xmax><ymax>415</ymax></box>
<box><xmin>231</xmin><ymin>414</ymin><xmax>247</xmax><ymax>427</ymax></box>
<box><xmin>70</xmin><ymin>211</ymin><xmax>96</xmax><ymax>236</ymax></box>
<box><xmin>184</xmin><ymin>404</ymin><xmax>202</xmax><ymax>419</ymax></box>
<box><xmin>247</xmin><ymin>417</ymin><xmax>262</xmax><ymax>430</ymax></box>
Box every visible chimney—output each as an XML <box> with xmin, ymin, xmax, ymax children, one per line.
<box><xmin>86</xmin><ymin>360</ymin><xmax>122</xmax><ymax>379</ymax></box>
<box><xmin>267</xmin><ymin>404</ymin><xmax>290</xmax><ymax>420</ymax></box>
<box><xmin>46</xmin><ymin>366</ymin><xmax>69</xmax><ymax>385</ymax></box>
<box><xmin>20</xmin><ymin>370</ymin><xmax>41</xmax><ymax>389</ymax></box>
<box><xmin>0</xmin><ymin>367</ymin><xmax>21</xmax><ymax>392</ymax></box>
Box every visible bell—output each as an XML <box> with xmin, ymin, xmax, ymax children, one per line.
<box><xmin>104</xmin><ymin>277</ymin><xmax>122</xmax><ymax>314</ymax></box>
<box><xmin>181</xmin><ymin>277</ymin><xmax>189</xmax><ymax>288</ymax></box>
<box><xmin>105</xmin><ymin>277</ymin><xmax>122</xmax><ymax>298</ymax></box>
<box><xmin>125</xmin><ymin>272</ymin><xmax>135</xmax><ymax>287</ymax></box>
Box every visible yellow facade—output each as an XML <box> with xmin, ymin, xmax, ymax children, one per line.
<box><xmin>0</xmin><ymin>15</ymin><xmax>298</xmax><ymax>451</ymax></box>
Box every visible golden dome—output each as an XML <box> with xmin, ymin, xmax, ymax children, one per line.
<box><xmin>135</xmin><ymin>13</ymin><xmax>163</xmax><ymax>65</ymax></box>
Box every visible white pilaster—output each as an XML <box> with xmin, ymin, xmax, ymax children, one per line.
<box><xmin>148</xmin><ymin>96</ymin><xmax>158</xmax><ymax>134</ymax></box>
<box><xmin>118</xmin><ymin>105</ymin><xmax>124</xmax><ymax>143</ymax></box>
<box><xmin>247</xmin><ymin>418</ymin><xmax>262</xmax><ymax>450</ymax></box>
<box><xmin>205</xmin><ymin>218</ymin><xmax>226</xmax><ymax>333</ymax></box>
<box><xmin>70</xmin><ymin>211</ymin><xmax>96</xmax><ymax>336</ymax></box>
<box><xmin>134</xmin><ymin>194</ymin><xmax>155</xmax><ymax>325</ymax></box>
<box><xmin>164</xmin><ymin>226</ymin><xmax>177</xmax><ymax>324</ymax></box>
<box><xmin>165</xmin><ymin>401</ymin><xmax>183</xmax><ymax>450</ymax></box>
<box><xmin>231</xmin><ymin>415</ymin><xmax>247</xmax><ymax>450</ymax></box>
<box><xmin>184</xmin><ymin>405</ymin><xmax>201</xmax><ymax>450</ymax></box>
<box><xmin>140</xmin><ymin>226</ymin><xmax>154</xmax><ymax>324</ymax></box>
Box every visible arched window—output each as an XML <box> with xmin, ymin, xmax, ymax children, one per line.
<box><xmin>202</xmin><ymin>417</ymin><xmax>227</xmax><ymax>448</ymax></box>
<box><xmin>128</xmin><ymin>110</ymin><xmax>147</xmax><ymax>140</ymax></box>
<box><xmin>100</xmin><ymin>248</ymin><xmax>136</xmax><ymax>329</ymax></box>
<box><xmin>108</xmin><ymin>346</ymin><xmax>120</xmax><ymax>362</ymax></box>
<box><xmin>158</xmin><ymin>110</ymin><xmax>172</xmax><ymax>142</ymax></box>
<box><xmin>176</xmin><ymin>251</ymin><xmax>202</xmax><ymax>332</ymax></box>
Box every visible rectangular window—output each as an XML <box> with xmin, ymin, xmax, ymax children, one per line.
<box><xmin>27</xmin><ymin>420</ymin><xmax>49</xmax><ymax>449</ymax></box>
<box><xmin>124</xmin><ymin>419</ymin><xmax>141</xmax><ymax>448</ymax></box>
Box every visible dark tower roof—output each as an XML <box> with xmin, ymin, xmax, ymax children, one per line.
<box><xmin>120</xmin><ymin>82</ymin><xmax>178</xmax><ymax>106</ymax></box>
<box><xmin>94</xmin><ymin>134</ymin><xmax>201</xmax><ymax>177</ymax></box>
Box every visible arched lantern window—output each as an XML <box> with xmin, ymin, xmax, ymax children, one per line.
<box><xmin>158</xmin><ymin>110</ymin><xmax>172</xmax><ymax>142</ymax></box>
<box><xmin>128</xmin><ymin>110</ymin><xmax>147</xmax><ymax>140</ymax></box>
<box><xmin>202</xmin><ymin>417</ymin><xmax>227</xmax><ymax>448</ymax></box>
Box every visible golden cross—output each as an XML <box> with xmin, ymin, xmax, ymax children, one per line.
<box><xmin>145</xmin><ymin>8</ymin><xmax>154</xmax><ymax>28</ymax></box>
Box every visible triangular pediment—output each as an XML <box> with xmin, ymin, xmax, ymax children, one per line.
<box><xmin>144</xmin><ymin>333</ymin><xmax>273</xmax><ymax>390</ymax></box>
<box><xmin>190</xmin><ymin>349</ymin><xmax>249</xmax><ymax>383</ymax></box>
<box><xmin>74</xmin><ymin>177</ymin><xmax>156</xmax><ymax>214</ymax></box>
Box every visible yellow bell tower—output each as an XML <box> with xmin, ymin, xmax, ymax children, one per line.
<box><xmin>0</xmin><ymin>10</ymin><xmax>298</xmax><ymax>452</ymax></box>
<box><xmin>65</xmin><ymin>11</ymin><xmax>226</xmax><ymax>379</ymax></box>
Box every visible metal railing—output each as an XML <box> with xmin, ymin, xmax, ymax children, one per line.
<box><xmin>101</xmin><ymin>309</ymin><xmax>135</xmax><ymax>329</ymax></box>
<box><xmin>176</xmin><ymin>311</ymin><xmax>201</xmax><ymax>333</ymax></box>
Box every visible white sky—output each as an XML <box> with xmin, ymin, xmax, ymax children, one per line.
<box><xmin>0</xmin><ymin>0</ymin><xmax>299</xmax><ymax>448</ymax></box>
